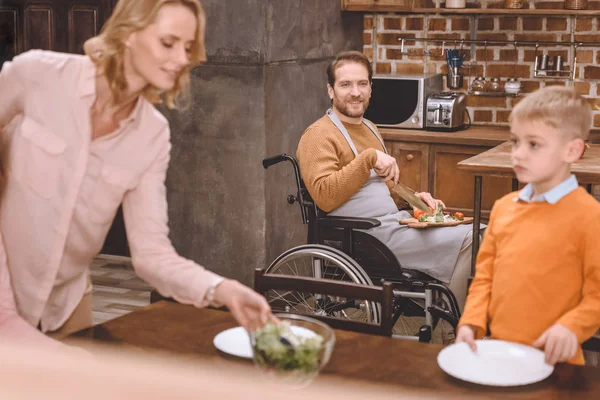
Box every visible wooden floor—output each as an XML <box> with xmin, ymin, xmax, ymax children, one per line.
<box><xmin>90</xmin><ymin>255</ymin><xmax>150</xmax><ymax>325</ymax></box>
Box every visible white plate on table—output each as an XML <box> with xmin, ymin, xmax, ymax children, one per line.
<box><xmin>437</xmin><ymin>340</ymin><xmax>554</xmax><ymax>386</ymax></box>
<box><xmin>213</xmin><ymin>326</ymin><xmax>318</xmax><ymax>359</ymax></box>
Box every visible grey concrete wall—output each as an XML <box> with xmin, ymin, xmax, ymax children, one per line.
<box><xmin>263</xmin><ymin>1</ymin><xmax>362</xmax><ymax>267</ymax></box>
<box><xmin>163</xmin><ymin>64</ymin><xmax>266</xmax><ymax>286</ymax></box>
<box><xmin>162</xmin><ymin>1</ymin><xmax>362</xmax><ymax>286</ymax></box>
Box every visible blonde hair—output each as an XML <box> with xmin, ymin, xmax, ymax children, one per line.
<box><xmin>83</xmin><ymin>0</ymin><xmax>207</xmax><ymax>109</ymax></box>
<box><xmin>509</xmin><ymin>86</ymin><xmax>592</xmax><ymax>140</ymax></box>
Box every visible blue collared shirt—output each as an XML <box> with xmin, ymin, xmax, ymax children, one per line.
<box><xmin>515</xmin><ymin>175</ymin><xmax>579</xmax><ymax>204</ymax></box>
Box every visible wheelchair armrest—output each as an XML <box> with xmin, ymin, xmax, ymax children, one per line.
<box><xmin>583</xmin><ymin>336</ymin><xmax>600</xmax><ymax>352</ymax></box>
<box><xmin>316</xmin><ymin>216</ymin><xmax>381</xmax><ymax>230</ymax></box>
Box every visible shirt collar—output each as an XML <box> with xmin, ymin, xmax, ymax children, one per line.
<box><xmin>78</xmin><ymin>56</ymin><xmax>98</xmax><ymax>98</ymax></box>
<box><xmin>514</xmin><ymin>174</ymin><xmax>579</xmax><ymax>204</ymax></box>
<box><xmin>79</xmin><ymin>56</ymin><xmax>144</xmax><ymax>130</ymax></box>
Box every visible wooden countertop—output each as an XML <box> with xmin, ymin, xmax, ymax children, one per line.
<box><xmin>458</xmin><ymin>141</ymin><xmax>600</xmax><ymax>184</ymax></box>
<box><xmin>381</xmin><ymin>125</ymin><xmax>600</xmax><ymax>147</ymax></box>
<box><xmin>380</xmin><ymin>125</ymin><xmax>511</xmax><ymax>147</ymax></box>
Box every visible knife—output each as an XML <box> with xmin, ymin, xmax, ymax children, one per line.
<box><xmin>392</xmin><ymin>182</ymin><xmax>432</xmax><ymax>214</ymax></box>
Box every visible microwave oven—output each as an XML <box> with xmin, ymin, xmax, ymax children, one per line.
<box><xmin>364</xmin><ymin>73</ymin><xmax>443</xmax><ymax>129</ymax></box>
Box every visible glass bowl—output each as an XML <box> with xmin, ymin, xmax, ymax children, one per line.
<box><xmin>249</xmin><ymin>313</ymin><xmax>336</xmax><ymax>388</ymax></box>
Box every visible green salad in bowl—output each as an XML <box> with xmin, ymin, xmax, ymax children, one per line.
<box><xmin>250</xmin><ymin>314</ymin><xmax>335</xmax><ymax>387</ymax></box>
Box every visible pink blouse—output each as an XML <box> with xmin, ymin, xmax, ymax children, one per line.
<box><xmin>0</xmin><ymin>50</ymin><xmax>223</xmax><ymax>334</ymax></box>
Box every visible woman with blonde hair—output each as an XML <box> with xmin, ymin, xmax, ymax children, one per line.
<box><xmin>0</xmin><ymin>0</ymin><xmax>271</xmax><ymax>348</ymax></box>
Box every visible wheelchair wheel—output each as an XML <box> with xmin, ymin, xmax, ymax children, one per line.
<box><xmin>265</xmin><ymin>244</ymin><xmax>380</xmax><ymax>324</ymax></box>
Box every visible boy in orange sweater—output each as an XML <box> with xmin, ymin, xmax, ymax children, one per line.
<box><xmin>456</xmin><ymin>86</ymin><xmax>600</xmax><ymax>365</ymax></box>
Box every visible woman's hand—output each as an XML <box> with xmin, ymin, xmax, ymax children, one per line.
<box><xmin>213</xmin><ymin>279</ymin><xmax>274</xmax><ymax>331</ymax></box>
<box><xmin>415</xmin><ymin>192</ymin><xmax>446</xmax><ymax>212</ymax></box>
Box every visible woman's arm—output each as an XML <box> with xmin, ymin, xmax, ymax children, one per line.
<box><xmin>122</xmin><ymin>133</ymin><xmax>223</xmax><ymax>307</ymax></box>
<box><xmin>122</xmin><ymin>130</ymin><xmax>271</xmax><ymax>329</ymax></box>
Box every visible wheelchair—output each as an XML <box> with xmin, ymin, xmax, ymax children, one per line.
<box><xmin>262</xmin><ymin>154</ymin><xmax>462</xmax><ymax>343</ymax></box>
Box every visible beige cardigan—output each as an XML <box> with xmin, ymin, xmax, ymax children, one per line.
<box><xmin>297</xmin><ymin>114</ymin><xmax>409</xmax><ymax>213</ymax></box>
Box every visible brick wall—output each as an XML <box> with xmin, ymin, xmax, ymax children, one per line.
<box><xmin>363</xmin><ymin>1</ymin><xmax>600</xmax><ymax>127</ymax></box>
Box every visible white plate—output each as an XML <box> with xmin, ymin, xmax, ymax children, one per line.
<box><xmin>213</xmin><ymin>326</ymin><xmax>317</xmax><ymax>359</ymax></box>
<box><xmin>437</xmin><ymin>340</ymin><xmax>554</xmax><ymax>386</ymax></box>
<box><xmin>213</xmin><ymin>327</ymin><xmax>253</xmax><ymax>359</ymax></box>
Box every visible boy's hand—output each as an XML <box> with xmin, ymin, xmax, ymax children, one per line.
<box><xmin>456</xmin><ymin>325</ymin><xmax>478</xmax><ymax>352</ymax></box>
<box><xmin>532</xmin><ymin>323</ymin><xmax>578</xmax><ymax>365</ymax></box>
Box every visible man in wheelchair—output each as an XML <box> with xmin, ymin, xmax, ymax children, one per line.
<box><xmin>296</xmin><ymin>51</ymin><xmax>478</xmax><ymax>314</ymax></box>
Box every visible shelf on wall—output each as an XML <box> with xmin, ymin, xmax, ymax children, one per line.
<box><xmin>412</xmin><ymin>7</ymin><xmax>600</xmax><ymax>15</ymax></box>
<box><xmin>342</xmin><ymin>5</ymin><xmax>600</xmax><ymax>16</ymax></box>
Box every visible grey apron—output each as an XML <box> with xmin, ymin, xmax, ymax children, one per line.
<box><xmin>326</xmin><ymin>108</ymin><xmax>472</xmax><ymax>283</ymax></box>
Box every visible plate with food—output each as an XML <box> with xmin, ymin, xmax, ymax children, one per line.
<box><xmin>249</xmin><ymin>314</ymin><xmax>335</xmax><ymax>387</ymax></box>
<box><xmin>400</xmin><ymin>204</ymin><xmax>472</xmax><ymax>228</ymax></box>
<box><xmin>213</xmin><ymin>318</ymin><xmax>328</xmax><ymax>361</ymax></box>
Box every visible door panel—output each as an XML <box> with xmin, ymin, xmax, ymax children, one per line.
<box><xmin>391</xmin><ymin>141</ymin><xmax>429</xmax><ymax>193</ymax></box>
<box><xmin>24</xmin><ymin>5</ymin><xmax>53</xmax><ymax>51</ymax></box>
<box><xmin>432</xmin><ymin>144</ymin><xmax>514</xmax><ymax>219</ymax></box>
<box><xmin>1</xmin><ymin>0</ymin><xmax>112</xmax><ymax>58</ymax></box>
<box><xmin>68</xmin><ymin>5</ymin><xmax>100</xmax><ymax>53</ymax></box>
<box><xmin>0</xmin><ymin>8</ymin><xmax>18</xmax><ymax>65</ymax></box>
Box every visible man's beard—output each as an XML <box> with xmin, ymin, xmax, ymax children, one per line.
<box><xmin>333</xmin><ymin>96</ymin><xmax>370</xmax><ymax>119</ymax></box>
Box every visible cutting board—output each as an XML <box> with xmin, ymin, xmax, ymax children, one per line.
<box><xmin>399</xmin><ymin>217</ymin><xmax>473</xmax><ymax>229</ymax></box>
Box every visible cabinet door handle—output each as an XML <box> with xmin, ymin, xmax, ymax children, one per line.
<box><xmin>406</xmin><ymin>154</ymin><xmax>414</xmax><ymax>161</ymax></box>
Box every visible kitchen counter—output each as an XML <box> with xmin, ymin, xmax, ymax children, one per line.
<box><xmin>380</xmin><ymin>125</ymin><xmax>600</xmax><ymax>147</ymax></box>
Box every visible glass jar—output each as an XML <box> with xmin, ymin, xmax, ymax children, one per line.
<box><xmin>565</xmin><ymin>0</ymin><xmax>587</xmax><ymax>9</ymax></box>
<box><xmin>504</xmin><ymin>78</ymin><xmax>521</xmax><ymax>95</ymax></box>
<box><xmin>470</xmin><ymin>77</ymin><xmax>487</xmax><ymax>92</ymax></box>
<box><xmin>489</xmin><ymin>78</ymin><xmax>504</xmax><ymax>93</ymax></box>
<box><xmin>505</xmin><ymin>0</ymin><xmax>525</xmax><ymax>8</ymax></box>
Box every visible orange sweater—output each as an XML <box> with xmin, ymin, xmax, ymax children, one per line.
<box><xmin>459</xmin><ymin>187</ymin><xmax>600</xmax><ymax>365</ymax></box>
<box><xmin>296</xmin><ymin>115</ymin><xmax>409</xmax><ymax>212</ymax></box>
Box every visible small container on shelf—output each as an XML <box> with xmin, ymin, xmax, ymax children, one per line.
<box><xmin>565</xmin><ymin>0</ymin><xmax>587</xmax><ymax>9</ymax></box>
<box><xmin>446</xmin><ymin>0</ymin><xmax>466</xmax><ymax>8</ymax></box>
<box><xmin>505</xmin><ymin>0</ymin><xmax>525</xmax><ymax>8</ymax></box>
<box><xmin>504</xmin><ymin>78</ymin><xmax>521</xmax><ymax>95</ymax></box>
<box><xmin>470</xmin><ymin>77</ymin><xmax>487</xmax><ymax>92</ymax></box>
<box><xmin>489</xmin><ymin>78</ymin><xmax>504</xmax><ymax>93</ymax></box>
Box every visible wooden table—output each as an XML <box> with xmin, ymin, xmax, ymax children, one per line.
<box><xmin>69</xmin><ymin>301</ymin><xmax>600</xmax><ymax>399</ymax></box>
<box><xmin>457</xmin><ymin>141</ymin><xmax>600</xmax><ymax>275</ymax></box>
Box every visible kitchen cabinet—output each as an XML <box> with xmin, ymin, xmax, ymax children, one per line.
<box><xmin>431</xmin><ymin>144</ymin><xmax>513</xmax><ymax>218</ymax></box>
<box><xmin>383</xmin><ymin>126</ymin><xmax>514</xmax><ymax>220</ymax></box>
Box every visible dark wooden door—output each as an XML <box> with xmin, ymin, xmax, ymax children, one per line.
<box><xmin>1</xmin><ymin>0</ymin><xmax>129</xmax><ymax>256</ymax></box>
<box><xmin>0</xmin><ymin>0</ymin><xmax>114</xmax><ymax>58</ymax></box>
